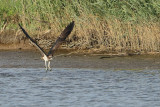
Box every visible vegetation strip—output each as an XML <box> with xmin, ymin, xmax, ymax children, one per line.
<box><xmin>0</xmin><ymin>0</ymin><xmax>159</xmax><ymax>54</ymax></box>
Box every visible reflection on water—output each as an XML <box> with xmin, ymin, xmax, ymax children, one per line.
<box><xmin>0</xmin><ymin>68</ymin><xmax>160</xmax><ymax>107</ymax></box>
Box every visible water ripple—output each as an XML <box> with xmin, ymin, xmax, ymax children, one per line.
<box><xmin>0</xmin><ymin>68</ymin><xmax>160</xmax><ymax>107</ymax></box>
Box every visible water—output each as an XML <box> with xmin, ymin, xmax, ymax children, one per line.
<box><xmin>0</xmin><ymin>68</ymin><xmax>160</xmax><ymax>107</ymax></box>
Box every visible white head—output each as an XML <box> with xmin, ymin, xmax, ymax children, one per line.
<box><xmin>42</xmin><ymin>55</ymin><xmax>53</xmax><ymax>61</ymax></box>
<box><xmin>41</xmin><ymin>55</ymin><xmax>48</xmax><ymax>61</ymax></box>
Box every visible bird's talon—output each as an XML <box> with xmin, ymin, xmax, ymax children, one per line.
<box><xmin>45</xmin><ymin>68</ymin><xmax>48</xmax><ymax>72</ymax></box>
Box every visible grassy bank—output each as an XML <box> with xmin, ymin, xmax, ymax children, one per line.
<box><xmin>0</xmin><ymin>0</ymin><xmax>160</xmax><ymax>54</ymax></box>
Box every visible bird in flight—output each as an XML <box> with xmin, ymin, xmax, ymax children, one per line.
<box><xmin>19</xmin><ymin>21</ymin><xmax>74</xmax><ymax>71</ymax></box>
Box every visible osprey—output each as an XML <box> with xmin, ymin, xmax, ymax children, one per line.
<box><xmin>19</xmin><ymin>21</ymin><xmax>74</xmax><ymax>71</ymax></box>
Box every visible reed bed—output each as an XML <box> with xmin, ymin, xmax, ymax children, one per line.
<box><xmin>0</xmin><ymin>0</ymin><xmax>159</xmax><ymax>54</ymax></box>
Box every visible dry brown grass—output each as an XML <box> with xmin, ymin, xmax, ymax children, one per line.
<box><xmin>65</xmin><ymin>16</ymin><xmax>160</xmax><ymax>54</ymax></box>
<box><xmin>0</xmin><ymin>15</ymin><xmax>159</xmax><ymax>55</ymax></box>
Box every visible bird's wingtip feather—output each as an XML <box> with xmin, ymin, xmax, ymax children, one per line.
<box><xmin>18</xmin><ymin>24</ymin><xmax>23</xmax><ymax>29</ymax></box>
<box><xmin>71</xmin><ymin>21</ymin><xmax>74</xmax><ymax>25</ymax></box>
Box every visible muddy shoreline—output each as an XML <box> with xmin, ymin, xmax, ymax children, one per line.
<box><xmin>0</xmin><ymin>43</ymin><xmax>160</xmax><ymax>56</ymax></box>
<box><xmin>0</xmin><ymin>50</ymin><xmax>160</xmax><ymax>69</ymax></box>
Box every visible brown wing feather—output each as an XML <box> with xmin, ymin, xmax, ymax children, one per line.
<box><xmin>47</xmin><ymin>21</ymin><xmax>74</xmax><ymax>56</ymax></box>
<box><xmin>19</xmin><ymin>24</ymin><xmax>47</xmax><ymax>56</ymax></box>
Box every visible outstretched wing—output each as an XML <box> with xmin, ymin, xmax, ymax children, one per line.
<box><xmin>19</xmin><ymin>24</ymin><xmax>47</xmax><ymax>56</ymax></box>
<box><xmin>47</xmin><ymin>21</ymin><xmax>74</xmax><ymax>56</ymax></box>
